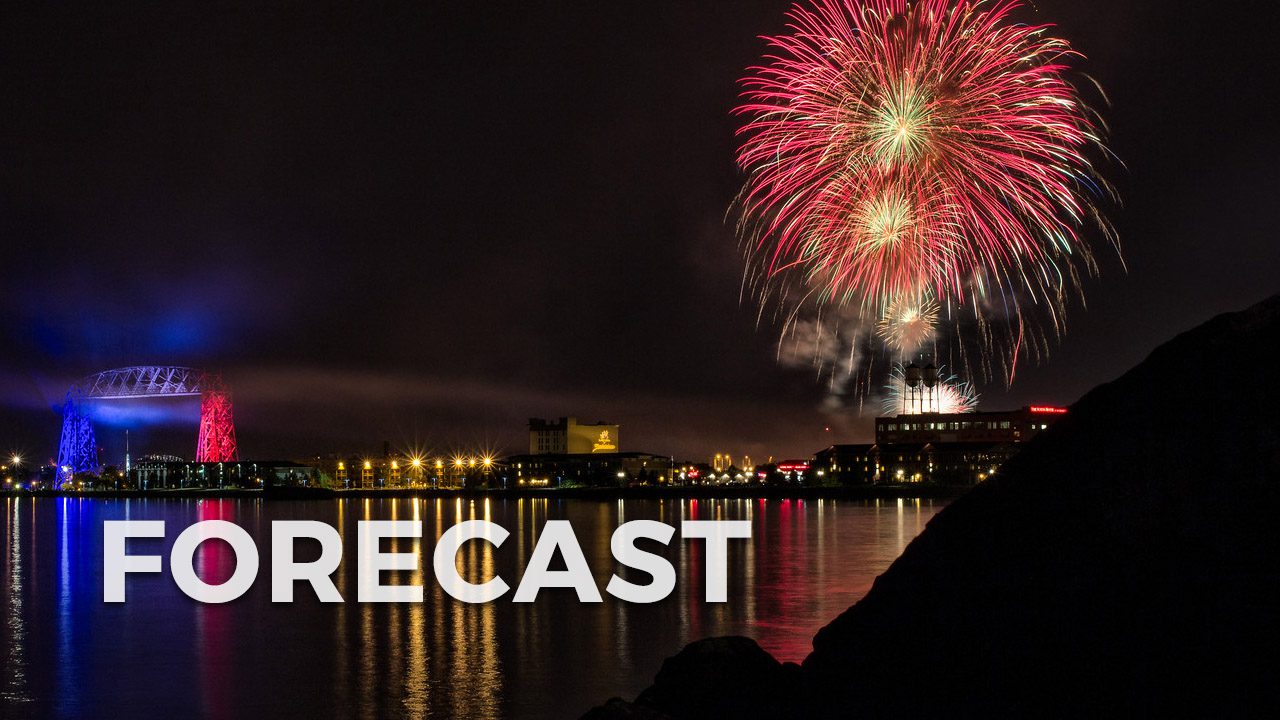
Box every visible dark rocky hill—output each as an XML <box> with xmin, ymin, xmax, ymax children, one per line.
<box><xmin>584</xmin><ymin>292</ymin><xmax>1280</xmax><ymax>718</ymax></box>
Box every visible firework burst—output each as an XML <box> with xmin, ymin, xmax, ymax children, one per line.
<box><xmin>876</xmin><ymin>294</ymin><xmax>940</xmax><ymax>353</ymax></box>
<box><xmin>882</xmin><ymin>363</ymin><xmax>979</xmax><ymax>415</ymax></box>
<box><xmin>736</xmin><ymin>0</ymin><xmax>1117</xmax><ymax>380</ymax></box>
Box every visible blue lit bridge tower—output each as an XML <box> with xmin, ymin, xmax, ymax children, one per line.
<box><xmin>56</xmin><ymin>394</ymin><xmax>98</xmax><ymax>485</ymax></box>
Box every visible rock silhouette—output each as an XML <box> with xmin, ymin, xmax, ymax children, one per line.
<box><xmin>584</xmin><ymin>292</ymin><xmax>1280</xmax><ymax>718</ymax></box>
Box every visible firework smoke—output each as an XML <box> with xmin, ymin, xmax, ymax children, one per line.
<box><xmin>775</xmin><ymin>306</ymin><xmax>870</xmax><ymax>411</ymax></box>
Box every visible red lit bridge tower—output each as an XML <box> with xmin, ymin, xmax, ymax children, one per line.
<box><xmin>56</xmin><ymin>366</ymin><xmax>238</xmax><ymax>487</ymax></box>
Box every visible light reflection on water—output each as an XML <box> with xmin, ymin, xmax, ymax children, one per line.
<box><xmin>0</xmin><ymin>495</ymin><xmax>942</xmax><ymax>719</ymax></box>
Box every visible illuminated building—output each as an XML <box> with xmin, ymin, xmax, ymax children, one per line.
<box><xmin>361</xmin><ymin>460</ymin><xmax>374</xmax><ymax>488</ymax></box>
<box><xmin>712</xmin><ymin>454</ymin><xmax>732</xmax><ymax>472</ymax></box>
<box><xmin>875</xmin><ymin>406</ymin><xmax>1066</xmax><ymax>445</ymax></box>
<box><xmin>506</xmin><ymin>452</ymin><xmax>671</xmax><ymax>488</ymax></box>
<box><xmin>529</xmin><ymin>417</ymin><xmax>620</xmax><ymax>455</ymax></box>
<box><xmin>776</xmin><ymin>461</ymin><xmax>810</xmax><ymax>478</ymax></box>
<box><xmin>814</xmin><ymin>443</ymin><xmax>1016</xmax><ymax>485</ymax></box>
<box><xmin>817</xmin><ymin>406</ymin><xmax>1068</xmax><ymax>486</ymax></box>
<box><xmin>711</xmin><ymin>454</ymin><xmax>756</xmax><ymax>473</ymax></box>
<box><xmin>130</xmin><ymin>458</ymin><xmax>314</xmax><ymax>490</ymax></box>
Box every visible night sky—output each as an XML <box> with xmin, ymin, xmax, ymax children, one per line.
<box><xmin>1</xmin><ymin>0</ymin><xmax>1277</xmax><ymax>464</ymax></box>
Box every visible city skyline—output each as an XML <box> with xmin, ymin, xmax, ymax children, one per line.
<box><xmin>2</xmin><ymin>0</ymin><xmax>1277</xmax><ymax>463</ymax></box>
<box><xmin>2</xmin><ymin>365</ymin><xmax>1082</xmax><ymax>472</ymax></box>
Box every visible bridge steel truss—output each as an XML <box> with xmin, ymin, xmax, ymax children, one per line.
<box><xmin>56</xmin><ymin>366</ymin><xmax>238</xmax><ymax>487</ymax></box>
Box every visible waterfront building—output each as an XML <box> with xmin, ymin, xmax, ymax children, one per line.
<box><xmin>814</xmin><ymin>442</ymin><xmax>1015</xmax><ymax>485</ymax></box>
<box><xmin>875</xmin><ymin>406</ymin><xmax>1066</xmax><ymax>445</ymax></box>
<box><xmin>505</xmin><ymin>451</ymin><xmax>671</xmax><ymax>488</ymax></box>
<box><xmin>131</xmin><ymin>457</ymin><xmax>315</xmax><ymax>489</ymax></box>
<box><xmin>776</xmin><ymin>460</ymin><xmax>811</xmax><ymax>480</ymax></box>
<box><xmin>529</xmin><ymin>417</ymin><xmax>620</xmax><ymax>455</ymax></box>
<box><xmin>816</xmin><ymin>406</ymin><xmax>1068</xmax><ymax>486</ymax></box>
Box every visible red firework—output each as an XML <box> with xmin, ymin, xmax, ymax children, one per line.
<box><xmin>736</xmin><ymin>0</ymin><xmax>1116</xmax><ymax>371</ymax></box>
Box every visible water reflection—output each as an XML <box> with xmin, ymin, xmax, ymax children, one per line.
<box><xmin>1</xmin><ymin>496</ymin><xmax>942</xmax><ymax>719</ymax></box>
<box><xmin>56</xmin><ymin>499</ymin><xmax>72</xmax><ymax>716</ymax></box>
<box><xmin>195</xmin><ymin>500</ymin><xmax>237</xmax><ymax>720</ymax></box>
<box><xmin>3</xmin><ymin>498</ymin><xmax>31</xmax><ymax>708</ymax></box>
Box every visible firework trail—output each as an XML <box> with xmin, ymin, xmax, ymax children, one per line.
<box><xmin>735</xmin><ymin>0</ymin><xmax>1118</xmax><ymax>385</ymax></box>
<box><xmin>882</xmin><ymin>363</ymin><xmax>979</xmax><ymax>415</ymax></box>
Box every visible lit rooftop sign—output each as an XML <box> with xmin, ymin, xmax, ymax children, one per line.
<box><xmin>1029</xmin><ymin>405</ymin><xmax>1068</xmax><ymax>414</ymax></box>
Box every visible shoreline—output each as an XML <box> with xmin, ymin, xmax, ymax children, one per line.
<box><xmin>0</xmin><ymin>484</ymin><xmax>970</xmax><ymax>501</ymax></box>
